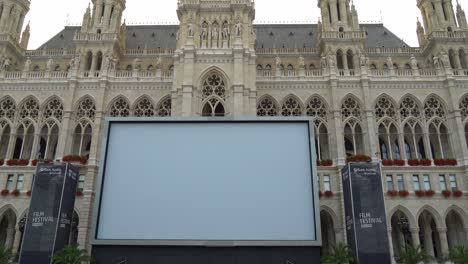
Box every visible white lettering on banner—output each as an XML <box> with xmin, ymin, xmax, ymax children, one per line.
<box><xmin>60</xmin><ymin>213</ymin><xmax>71</xmax><ymax>228</ymax></box>
<box><xmin>346</xmin><ymin>216</ymin><xmax>353</xmax><ymax>231</ymax></box>
<box><xmin>353</xmin><ymin>167</ymin><xmax>378</xmax><ymax>176</ymax></box>
<box><xmin>359</xmin><ymin>212</ymin><xmax>383</xmax><ymax>229</ymax></box>
<box><xmin>31</xmin><ymin>211</ymin><xmax>54</xmax><ymax>227</ymax></box>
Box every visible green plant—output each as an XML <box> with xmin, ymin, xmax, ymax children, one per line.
<box><xmin>397</xmin><ymin>245</ymin><xmax>431</xmax><ymax>264</ymax></box>
<box><xmin>51</xmin><ymin>244</ymin><xmax>92</xmax><ymax>264</ymax></box>
<box><xmin>320</xmin><ymin>243</ymin><xmax>355</xmax><ymax>264</ymax></box>
<box><xmin>449</xmin><ymin>245</ymin><xmax>468</xmax><ymax>264</ymax></box>
<box><xmin>0</xmin><ymin>246</ymin><xmax>13</xmax><ymax>264</ymax></box>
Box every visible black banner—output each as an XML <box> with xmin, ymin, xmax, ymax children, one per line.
<box><xmin>19</xmin><ymin>163</ymin><xmax>79</xmax><ymax>264</ymax></box>
<box><xmin>341</xmin><ymin>163</ymin><xmax>391</xmax><ymax>264</ymax></box>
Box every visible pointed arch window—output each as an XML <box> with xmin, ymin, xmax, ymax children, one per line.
<box><xmin>72</xmin><ymin>120</ymin><xmax>92</xmax><ymax>158</ymax></box>
<box><xmin>43</xmin><ymin>98</ymin><xmax>64</xmax><ymax>121</ymax></box>
<box><xmin>109</xmin><ymin>97</ymin><xmax>130</xmax><ymax>117</ymax></box>
<box><xmin>133</xmin><ymin>97</ymin><xmax>155</xmax><ymax>117</ymax></box>
<box><xmin>202</xmin><ymin>98</ymin><xmax>225</xmax><ymax>117</ymax></box>
<box><xmin>76</xmin><ymin>97</ymin><xmax>96</xmax><ymax>121</ymax></box>
<box><xmin>19</xmin><ymin>97</ymin><xmax>39</xmax><ymax>120</ymax></box>
<box><xmin>0</xmin><ymin>97</ymin><xmax>15</xmax><ymax>120</ymax></box>
<box><xmin>202</xmin><ymin>73</ymin><xmax>226</xmax><ymax>100</ymax></box>
<box><xmin>0</xmin><ymin>121</ymin><xmax>11</xmax><ymax>159</ymax></box>
<box><xmin>281</xmin><ymin>97</ymin><xmax>302</xmax><ymax>116</ymax></box>
<box><xmin>341</xmin><ymin>96</ymin><xmax>362</xmax><ymax>121</ymax></box>
<box><xmin>13</xmin><ymin>120</ymin><xmax>35</xmax><ymax>160</ymax></box>
<box><xmin>257</xmin><ymin>96</ymin><xmax>278</xmax><ymax>117</ymax></box>
<box><xmin>38</xmin><ymin>120</ymin><xmax>59</xmax><ymax>160</ymax></box>
<box><xmin>156</xmin><ymin>97</ymin><xmax>172</xmax><ymax>117</ymax></box>
<box><xmin>307</xmin><ymin>96</ymin><xmax>329</xmax><ymax>161</ymax></box>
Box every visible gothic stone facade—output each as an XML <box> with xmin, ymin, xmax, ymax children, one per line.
<box><xmin>1</xmin><ymin>0</ymin><xmax>468</xmax><ymax>262</ymax></box>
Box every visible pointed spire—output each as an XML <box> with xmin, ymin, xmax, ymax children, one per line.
<box><xmin>20</xmin><ymin>21</ymin><xmax>31</xmax><ymax>50</ymax></box>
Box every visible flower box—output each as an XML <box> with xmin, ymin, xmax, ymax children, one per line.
<box><xmin>26</xmin><ymin>190</ymin><xmax>32</xmax><ymax>196</ymax></box>
<box><xmin>317</xmin><ymin>160</ymin><xmax>333</xmax><ymax>167</ymax></box>
<box><xmin>399</xmin><ymin>190</ymin><xmax>409</xmax><ymax>198</ymax></box>
<box><xmin>31</xmin><ymin>159</ymin><xmax>53</xmax><ymax>166</ymax></box>
<box><xmin>408</xmin><ymin>159</ymin><xmax>420</xmax><ymax>166</ymax></box>
<box><xmin>442</xmin><ymin>190</ymin><xmax>452</xmax><ymax>198</ymax></box>
<box><xmin>347</xmin><ymin>155</ymin><xmax>372</xmax><ymax>163</ymax></box>
<box><xmin>420</xmin><ymin>159</ymin><xmax>432</xmax><ymax>166</ymax></box>
<box><xmin>324</xmin><ymin>190</ymin><xmax>334</xmax><ymax>198</ymax></box>
<box><xmin>76</xmin><ymin>191</ymin><xmax>83</xmax><ymax>197</ymax></box>
<box><xmin>382</xmin><ymin>160</ymin><xmax>393</xmax><ymax>166</ymax></box>
<box><xmin>387</xmin><ymin>190</ymin><xmax>398</xmax><ymax>197</ymax></box>
<box><xmin>1</xmin><ymin>189</ymin><xmax>9</xmax><ymax>196</ymax></box>
<box><xmin>415</xmin><ymin>190</ymin><xmax>426</xmax><ymax>197</ymax></box>
<box><xmin>11</xmin><ymin>190</ymin><xmax>20</xmax><ymax>196</ymax></box>
<box><xmin>434</xmin><ymin>159</ymin><xmax>457</xmax><ymax>166</ymax></box>
<box><xmin>454</xmin><ymin>190</ymin><xmax>463</xmax><ymax>198</ymax></box>
<box><xmin>63</xmin><ymin>155</ymin><xmax>88</xmax><ymax>165</ymax></box>
<box><xmin>425</xmin><ymin>190</ymin><xmax>435</xmax><ymax>197</ymax></box>
<box><xmin>6</xmin><ymin>159</ymin><xmax>29</xmax><ymax>166</ymax></box>
<box><xmin>0</xmin><ymin>159</ymin><xmax>3</xmax><ymax>166</ymax></box>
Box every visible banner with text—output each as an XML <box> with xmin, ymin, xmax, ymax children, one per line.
<box><xmin>341</xmin><ymin>162</ymin><xmax>391</xmax><ymax>264</ymax></box>
<box><xmin>19</xmin><ymin>163</ymin><xmax>79</xmax><ymax>264</ymax></box>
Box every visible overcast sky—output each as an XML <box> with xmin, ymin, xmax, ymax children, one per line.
<box><xmin>24</xmin><ymin>0</ymin><xmax>468</xmax><ymax>49</ymax></box>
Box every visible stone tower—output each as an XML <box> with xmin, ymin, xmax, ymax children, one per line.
<box><xmin>417</xmin><ymin>0</ymin><xmax>459</xmax><ymax>33</ymax></box>
<box><xmin>416</xmin><ymin>0</ymin><xmax>468</xmax><ymax>72</ymax></box>
<box><xmin>317</xmin><ymin>0</ymin><xmax>359</xmax><ymax>32</ymax></box>
<box><xmin>74</xmin><ymin>0</ymin><xmax>126</xmax><ymax>76</ymax></box>
<box><xmin>172</xmin><ymin>0</ymin><xmax>257</xmax><ymax>117</ymax></box>
<box><xmin>81</xmin><ymin>0</ymin><xmax>125</xmax><ymax>34</ymax></box>
<box><xmin>0</xmin><ymin>0</ymin><xmax>30</xmax><ymax>69</ymax></box>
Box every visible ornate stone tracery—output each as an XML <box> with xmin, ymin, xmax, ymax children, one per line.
<box><xmin>156</xmin><ymin>97</ymin><xmax>172</xmax><ymax>117</ymax></box>
<box><xmin>43</xmin><ymin>98</ymin><xmax>64</xmax><ymax>121</ymax></box>
<box><xmin>202</xmin><ymin>73</ymin><xmax>226</xmax><ymax>100</ymax></box>
<box><xmin>76</xmin><ymin>97</ymin><xmax>96</xmax><ymax>121</ymax></box>
<box><xmin>424</xmin><ymin>96</ymin><xmax>446</xmax><ymax>120</ymax></box>
<box><xmin>460</xmin><ymin>94</ymin><xmax>468</xmax><ymax>121</ymax></box>
<box><xmin>0</xmin><ymin>97</ymin><xmax>16</xmax><ymax>120</ymax></box>
<box><xmin>109</xmin><ymin>97</ymin><xmax>130</xmax><ymax>117</ymax></box>
<box><xmin>133</xmin><ymin>97</ymin><xmax>155</xmax><ymax>117</ymax></box>
<box><xmin>306</xmin><ymin>96</ymin><xmax>328</xmax><ymax>120</ymax></box>
<box><xmin>19</xmin><ymin>97</ymin><xmax>39</xmax><ymax>120</ymax></box>
<box><xmin>375</xmin><ymin>96</ymin><xmax>397</xmax><ymax>121</ymax></box>
<box><xmin>400</xmin><ymin>96</ymin><xmax>421</xmax><ymax>120</ymax></box>
<box><xmin>257</xmin><ymin>96</ymin><xmax>278</xmax><ymax>116</ymax></box>
<box><xmin>341</xmin><ymin>96</ymin><xmax>361</xmax><ymax>121</ymax></box>
<box><xmin>281</xmin><ymin>96</ymin><xmax>302</xmax><ymax>116</ymax></box>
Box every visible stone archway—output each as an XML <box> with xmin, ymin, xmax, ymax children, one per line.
<box><xmin>418</xmin><ymin>210</ymin><xmax>442</xmax><ymax>259</ymax></box>
<box><xmin>391</xmin><ymin>210</ymin><xmax>412</xmax><ymax>258</ymax></box>
<box><xmin>446</xmin><ymin>210</ymin><xmax>467</xmax><ymax>247</ymax></box>
<box><xmin>0</xmin><ymin>209</ymin><xmax>17</xmax><ymax>249</ymax></box>
<box><xmin>320</xmin><ymin>210</ymin><xmax>336</xmax><ymax>256</ymax></box>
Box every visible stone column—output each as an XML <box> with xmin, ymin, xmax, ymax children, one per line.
<box><xmin>55</xmin><ymin>112</ymin><xmax>72</xmax><ymax>160</ymax></box>
<box><xmin>90</xmin><ymin>54</ymin><xmax>98</xmax><ymax>72</ymax></box>
<box><xmin>454</xmin><ymin>52</ymin><xmax>463</xmax><ymax>69</ymax></box>
<box><xmin>93</xmin><ymin>2</ymin><xmax>103</xmax><ymax>27</ymax></box>
<box><xmin>410</xmin><ymin>227</ymin><xmax>420</xmax><ymax>248</ymax></box>
<box><xmin>438</xmin><ymin>228</ymin><xmax>450</xmax><ymax>258</ymax></box>
<box><xmin>329</xmin><ymin>0</ymin><xmax>339</xmax><ymax>26</ymax></box>
<box><xmin>5</xmin><ymin>132</ymin><xmax>17</xmax><ymax>159</ymax></box>
<box><xmin>424</xmin><ymin>221</ymin><xmax>435</xmax><ymax>257</ymax></box>
<box><xmin>0</xmin><ymin>4</ymin><xmax>11</xmax><ymax>32</ymax></box>
<box><xmin>29</xmin><ymin>132</ymin><xmax>40</xmax><ymax>161</ymax></box>
<box><xmin>342</xmin><ymin>53</ymin><xmax>348</xmax><ymax>71</ymax></box>
<box><xmin>388</xmin><ymin>229</ymin><xmax>396</xmax><ymax>264</ymax></box>
<box><xmin>88</xmin><ymin>112</ymin><xmax>103</xmax><ymax>165</ymax></box>
<box><xmin>339</xmin><ymin>0</ymin><xmax>348</xmax><ymax>23</ymax></box>
<box><xmin>434</xmin><ymin>0</ymin><xmax>446</xmax><ymax>26</ymax></box>
<box><xmin>11</xmin><ymin>227</ymin><xmax>21</xmax><ymax>254</ymax></box>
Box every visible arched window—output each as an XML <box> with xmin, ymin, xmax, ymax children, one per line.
<box><xmin>13</xmin><ymin>121</ymin><xmax>35</xmax><ymax>160</ymax></box>
<box><xmin>168</xmin><ymin>65</ymin><xmax>174</xmax><ymax>77</ymax></box>
<box><xmin>257</xmin><ymin>96</ymin><xmax>278</xmax><ymax>117</ymax></box>
<box><xmin>19</xmin><ymin>97</ymin><xmax>39</xmax><ymax>121</ymax></box>
<box><xmin>38</xmin><ymin>120</ymin><xmax>59</xmax><ymax>160</ymax></box>
<box><xmin>42</xmin><ymin>98</ymin><xmax>63</xmax><ymax>121</ymax></box>
<box><xmin>375</xmin><ymin>96</ymin><xmax>397</xmax><ymax>121</ymax></box>
<box><xmin>256</xmin><ymin>65</ymin><xmax>263</xmax><ymax>71</ymax></box>
<box><xmin>281</xmin><ymin>96</ymin><xmax>302</xmax><ymax>116</ymax></box>
<box><xmin>391</xmin><ymin>211</ymin><xmax>412</xmax><ymax>258</ymax></box>
<box><xmin>306</xmin><ymin>96</ymin><xmax>329</xmax><ymax>161</ymax></box>
<box><xmin>96</xmin><ymin>51</ymin><xmax>103</xmax><ymax>71</ymax></box>
<box><xmin>76</xmin><ymin>97</ymin><xmax>96</xmax><ymax>121</ymax></box>
<box><xmin>378</xmin><ymin>121</ymin><xmax>400</xmax><ymax>160</ymax></box>
<box><xmin>201</xmin><ymin>73</ymin><xmax>226</xmax><ymax>117</ymax></box>
<box><xmin>109</xmin><ymin>97</ymin><xmax>130</xmax><ymax>117</ymax></box>
<box><xmin>347</xmin><ymin>50</ymin><xmax>354</xmax><ymax>70</ymax></box>
<box><xmin>370</xmin><ymin>64</ymin><xmax>377</xmax><ymax>70</ymax></box>
<box><xmin>54</xmin><ymin>65</ymin><xmax>61</xmax><ymax>71</ymax></box>
<box><xmin>0</xmin><ymin>97</ymin><xmax>15</xmax><ymax>120</ymax></box>
<box><xmin>156</xmin><ymin>96</ymin><xmax>171</xmax><ymax>117</ymax></box>
<box><xmin>424</xmin><ymin>96</ymin><xmax>446</xmax><ymax>121</ymax></box>
<box><xmin>449</xmin><ymin>49</ymin><xmax>456</xmax><ymax>69</ymax></box>
<box><xmin>309</xmin><ymin>64</ymin><xmax>316</xmax><ymax>70</ymax></box>
<box><xmin>418</xmin><ymin>210</ymin><xmax>442</xmax><ymax>259</ymax></box>
<box><xmin>0</xmin><ymin>122</ymin><xmax>11</xmax><ymax>159</ymax></box>
<box><xmin>404</xmin><ymin>63</ymin><xmax>411</xmax><ymax>70</ymax></box>
<box><xmin>459</xmin><ymin>49</ymin><xmax>467</xmax><ymax>69</ymax></box>
<box><xmin>336</xmin><ymin>50</ymin><xmax>344</xmax><ymax>69</ymax></box>
<box><xmin>320</xmin><ymin>211</ymin><xmax>336</xmax><ymax>256</ymax></box>
<box><xmin>126</xmin><ymin>65</ymin><xmax>132</xmax><ymax>71</ymax></box>
<box><xmin>71</xmin><ymin>120</ymin><xmax>92</xmax><ymax>158</ymax></box>
<box><xmin>147</xmin><ymin>65</ymin><xmax>154</xmax><ymax>71</ymax></box>
<box><xmin>446</xmin><ymin>210</ymin><xmax>467</xmax><ymax>248</ymax></box>
<box><xmin>341</xmin><ymin>96</ymin><xmax>362</xmax><ymax>121</ymax></box>
<box><xmin>133</xmin><ymin>97</ymin><xmax>155</xmax><ymax>117</ymax></box>
<box><xmin>383</xmin><ymin>63</ymin><xmax>389</xmax><ymax>70</ymax></box>
<box><xmin>85</xmin><ymin>51</ymin><xmax>93</xmax><ymax>71</ymax></box>
<box><xmin>0</xmin><ymin>209</ymin><xmax>17</xmax><ymax>249</ymax></box>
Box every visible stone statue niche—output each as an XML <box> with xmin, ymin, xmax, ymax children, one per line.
<box><xmin>221</xmin><ymin>21</ymin><xmax>230</xmax><ymax>48</ymax></box>
<box><xmin>200</xmin><ymin>21</ymin><xmax>208</xmax><ymax>48</ymax></box>
<box><xmin>211</xmin><ymin>21</ymin><xmax>219</xmax><ymax>48</ymax></box>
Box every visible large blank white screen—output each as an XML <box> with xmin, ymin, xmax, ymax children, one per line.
<box><xmin>98</xmin><ymin>122</ymin><xmax>315</xmax><ymax>241</ymax></box>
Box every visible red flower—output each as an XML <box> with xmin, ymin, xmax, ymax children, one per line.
<box><xmin>408</xmin><ymin>159</ymin><xmax>420</xmax><ymax>166</ymax></box>
<box><xmin>321</xmin><ymin>160</ymin><xmax>333</xmax><ymax>166</ymax></box>
<box><xmin>76</xmin><ymin>191</ymin><xmax>83</xmax><ymax>197</ymax></box>
<box><xmin>420</xmin><ymin>159</ymin><xmax>432</xmax><ymax>166</ymax></box>
<box><xmin>415</xmin><ymin>190</ymin><xmax>425</xmax><ymax>197</ymax></box>
<box><xmin>399</xmin><ymin>190</ymin><xmax>409</xmax><ymax>198</ymax></box>
<box><xmin>425</xmin><ymin>190</ymin><xmax>435</xmax><ymax>197</ymax></box>
<box><xmin>324</xmin><ymin>190</ymin><xmax>334</xmax><ymax>198</ymax></box>
<box><xmin>442</xmin><ymin>190</ymin><xmax>452</xmax><ymax>198</ymax></box>
<box><xmin>347</xmin><ymin>155</ymin><xmax>372</xmax><ymax>163</ymax></box>
<box><xmin>26</xmin><ymin>190</ymin><xmax>32</xmax><ymax>196</ymax></box>
<box><xmin>11</xmin><ymin>190</ymin><xmax>20</xmax><ymax>196</ymax></box>
<box><xmin>1</xmin><ymin>189</ymin><xmax>9</xmax><ymax>196</ymax></box>
<box><xmin>454</xmin><ymin>190</ymin><xmax>463</xmax><ymax>197</ymax></box>
<box><xmin>0</xmin><ymin>159</ymin><xmax>3</xmax><ymax>166</ymax></box>
<box><xmin>63</xmin><ymin>155</ymin><xmax>88</xmax><ymax>165</ymax></box>
<box><xmin>6</xmin><ymin>159</ymin><xmax>29</xmax><ymax>166</ymax></box>
<box><xmin>393</xmin><ymin>160</ymin><xmax>406</xmax><ymax>166</ymax></box>
<box><xmin>387</xmin><ymin>190</ymin><xmax>398</xmax><ymax>197</ymax></box>
<box><xmin>382</xmin><ymin>160</ymin><xmax>393</xmax><ymax>166</ymax></box>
